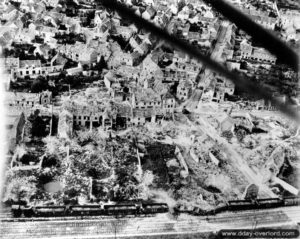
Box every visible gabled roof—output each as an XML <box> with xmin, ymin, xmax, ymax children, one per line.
<box><xmin>135</xmin><ymin>87</ymin><xmax>161</xmax><ymax>102</ymax></box>
<box><xmin>178</xmin><ymin>79</ymin><xmax>193</xmax><ymax>88</ymax></box>
<box><xmin>6</xmin><ymin>92</ymin><xmax>41</xmax><ymax>103</ymax></box>
<box><xmin>162</xmin><ymin>92</ymin><xmax>174</xmax><ymax>100</ymax></box>
<box><xmin>145</xmin><ymin>5</ymin><xmax>156</xmax><ymax>18</ymax></box>
<box><xmin>19</xmin><ymin>59</ymin><xmax>42</xmax><ymax>68</ymax></box>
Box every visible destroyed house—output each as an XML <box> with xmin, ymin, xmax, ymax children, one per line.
<box><xmin>175</xmin><ymin>61</ymin><xmax>201</xmax><ymax>76</ymax></box>
<box><xmin>239</xmin><ymin>41</ymin><xmax>277</xmax><ymax>64</ymax></box>
<box><xmin>177</xmin><ymin>79</ymin><xmax>193</xmax><ymax>101</ymax></box>
<box><xmin>142</xmin><ymin>5</ymin><xmax>157</xmax><ymax>20</ymax></box>
<box><xmin>0</xmin><ymin>57</ymin><xmax>19</xmax><ymax>70</ymax></box>
<box><xmin>131</xmin><ymin>107</ymin><xmax>164</xmax><ymax>126</ymax></box>
<box><xmin>6</xmin><ymin>91</ymin><xmax>52</xmax><ymax>108</ymax></box>
<box><xmin>114</xmin><ymin>102</ymin><xmax>132</xmax><ymax>118</ymax></box>
<box><xmin>162</xmin><ymin>92</ymin><xmax>176</xmax><ymax>113</ymax></box>
<box><xmin>71</xmin><ymin>100</ymin><xmax>132</xmax><ymax>129</ymax></box>
<box><xmin>146</xmin><ymin>143</ymin><xmax>176</xmax><ymax>160</ymax></box>
<box><xmin>13</xmin><ymin>64</ymin><xmax>64</xmax><ymax>79</ymax></box>
<box><xmin>133</xmin><ymin>88</ymin><xmax>161</xmax><ymax>109</ymax></box>
<box><xmin>71</xmin><ymin>104</ymin><xmax>106</xmax><ymax>127</ymax></box>
<box><xmin>161</xmin><ymin>69</ymin><xmax>188</xmax><ymax>82</ymax></box>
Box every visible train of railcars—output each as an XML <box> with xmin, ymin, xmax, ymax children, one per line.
<box><xmin>11</xmin><ymin>202</ymin><xmax>169</xmax><ymax>218</ymax></box>
<box><xmin>11</xmin><ymin>197</ymin><xmax>300</xmax><ymax>218</ymax></box>
<box><xmin>175</xmin><ymin>197</ymin><xmax>300</xmax><ymax>216</ymax></box>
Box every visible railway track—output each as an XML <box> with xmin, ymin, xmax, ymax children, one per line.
<box><xmin>0</xmin><ymin>207</ymin><xmax>12</xmax><ymax>220</ymax></box>
<box><xmin>205</xmin><ymin>211</ymin><xmax>291</xmax><ymax>226</ymax></box>
<box><xmin>1</xmin><ymin>206</ymin><xmax>299</xmax><ymax>239</ymax></box>
<box><xmin>2</xmin><ymin>205</ymin><xmax>299</xmax><ymax>223</ymax></box>
<box><xmin>0</xmin><ymin>216</ymin><xmax>213</xmax><ymax>239</ymax></box>
<box><xmin>0</xmin><ymin>212</ymin><xmax>12</xmax><ymax>219</ymax></box>
<box><xmin>0</xmin><ymin>213</ymin><xmax>156</xmax><ymax>222</ymax></box>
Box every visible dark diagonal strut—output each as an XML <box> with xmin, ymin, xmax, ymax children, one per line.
<box><xmin>205</xmin><ymin>0</ymin><xmax>299</xmax><ymax>72</ymax></box>
<box><xmin>102</xmin><ymin>0</ymin><xmax>300</xmax><ymax>123</ymax></box>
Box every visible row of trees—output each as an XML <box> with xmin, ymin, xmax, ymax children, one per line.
<box><xmin>29</xmin><ymin>72</ymin><xmax>102</xmax><ymax>95</ymax></box>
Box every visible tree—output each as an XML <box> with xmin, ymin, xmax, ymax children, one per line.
<box><xmin>221</xmin><ymin>130</ymin><xmax>234</xmax><ymax>141</ymax></box>
<box><xmin>235</xmin><ymin>128</ymin><xmax>246</xmax><ymax>142</ymax></box>
<box><xmin>31</xmin><ymin>76</ymin><xmax>48</xmax><ymax>93</ymax></box>
<box><xmin>20</xmin><ymin>153</ymin><xmax>36</xmax><ymax>165</ymax></box>
<box><xmin>29</xmin><ymin>110</ymin><xmax>48</xmax><ymax>137</ymax></box>
<box><xmin>93</xmin><ymin>56</ymin><xmax>108</xmax><ymax>72</ymax></box>
<box><xmin>73</xmin><ymin>151</ymin><xmax>111</xmax><ymax>179</ymax></box>
<box><xmin>35</xmin><ymin>52</ymin><xmax>47</xmax><ymax>64</ymax></box>
<box><xmin>36</xmin><ymin>167</ymin><xmax>60</xmax><ymax>184</ymax></box>
<box><xmin>82</xmin><ymin>64</ymin><xmax>89</xmax><ymax>71</ymax></box>
<box><xmin>76</xmin><ymin>130</ymin><xmax>105</xmax><ymax>147</ymax></box>
<box><xmin>113</xmin><ymin>154</ymin><xmax>139</xmax><ymax>201</ymax></box>
<box><xmin>240</xmin><ymin>61</ymin><xmax>247</xmax><ymax>70</ymax></box>
<box><xmin>178</xmin><ymin>0</ymin><xmax>186</xmax><ymax>12</ymax></box>
<box><xmin>3</xmin><ymin>176</ymin><xmax>37</xmax><ymax>204</ymax></box>
<box><xmin>63</xmin><ymin>59</ymin><xmax>78</xmax><ymax>70</ymax></box>
<box><xmin>62</xmin><ymin>173</ymin><xmax>90</xmax><ymax>200</ymax></box>
<box><xmin>41</xmin><ymin>155</ymin><xmax>59</xmax><ymax>168</ymax></box>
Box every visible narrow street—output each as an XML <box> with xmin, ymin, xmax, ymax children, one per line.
<box><xmin>184</xmin><ymin>21</ymin><xmax>232</xmax><ymax>111</ymax></box>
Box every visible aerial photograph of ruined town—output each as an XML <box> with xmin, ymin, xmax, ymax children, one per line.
<box><xmin>0</xmin><ymin>0</ymin><xmax>300</xmax><ymax>238</ymax></box>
